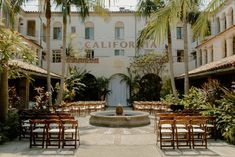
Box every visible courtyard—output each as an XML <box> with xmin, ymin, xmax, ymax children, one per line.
<box><xmin>0</xmin><ymin>114</ymin><xmax>235</xmax><ymax>157</ymax></box>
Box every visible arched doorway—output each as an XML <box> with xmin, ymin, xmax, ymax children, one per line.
<box><xmin>77</xmin><ymin>73</ymin><xmax>98</xmax><ymax>101</ymax></box>
<box><xmin>139</xmin><ymin>74</ymin><xmax>162</xmax><ymax>101</ymax></box>
<box><xmin>108</xmin><ymin>75</ymin><xmax>129</xmax><ymax>106</ymax></box>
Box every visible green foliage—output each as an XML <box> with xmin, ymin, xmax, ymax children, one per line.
<box><xmin>161</xmin><ymin>94</ymin><xmax>179</xmax><ymax>105</ymax></box>
<box><xmin>180</xmin><ymin>87</ymin><xmax>207</xmax><ymax>110</ymax></box>
<box><xmin>96</xmin><ymin>77</ymin><xmax>110</xmax><ymax>101</ymax></box>
<box><xmin>0</xmin><ymin>111</ymin><xmax>19</xmax><ymax>144</ymax></box>
<box><xmin>130</xmin><ymin>53</ymin><xmax>168</xmax><ymax>76</ymax></box>
<box><xmin>160</xmin><ymin>77</ymin><xmax>172</xmax><ymax>97</ymax></box>
<box><xmin>0</xmin><ymin>28</ymin><xmax>37</xmax><ymax>71</ymax></box>
<box><xmin>63</xmin><ymin>67</ymin><xmax>86</xmax><ymax>102</ymax></box>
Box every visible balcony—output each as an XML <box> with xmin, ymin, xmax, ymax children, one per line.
<box><xmin>66</xmin><ymin>57</ymin><xmax>99</xmax><ymax>63</ymax></box>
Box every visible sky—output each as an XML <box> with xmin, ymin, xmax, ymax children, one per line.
<box><xmin>22</xmin><ymin>0</ymin><xmax>211</xmax><ymax>12</ymax></box>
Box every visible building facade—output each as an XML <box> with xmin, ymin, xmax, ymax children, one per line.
<box><xmin>177</xmin><ymin>0</ymin><xmax>235</xmax><ymax>88</ymax></box>
<box><xmin>15</xmin><ymin>0</ymin><xmax>197</xmax><ymax>106</ymax></box>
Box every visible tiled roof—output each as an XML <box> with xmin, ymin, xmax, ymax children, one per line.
<box><xmin>9</xmin><ymin>60</ymin><xmax>60</xmax><ymax>79</ymax></box>
<box><xmin>177</xmin><ymin>55</ymin><xmax>235</xmax><ymax>78</ymax></box>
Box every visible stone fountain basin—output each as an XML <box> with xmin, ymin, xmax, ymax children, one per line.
<box><xmin>89</xmin><ymin>110</ymin><xmax>150</xmax><ymax>127</ymax></box>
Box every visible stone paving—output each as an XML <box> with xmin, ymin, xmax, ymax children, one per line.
<box><xmin>0</xmin><ymin>115</ymin><xmax>235</xmax><ymax>157</ymax></box>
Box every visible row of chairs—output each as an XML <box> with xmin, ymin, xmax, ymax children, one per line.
<box><xmin>55</xmin><ymin>101</ymin><xmax>106</xmax><ymax>116</ymax></box>
<box><xmin>19</xmin><ymin>113</ymin><xmax>74</xmax><ymax>140</ymax></box>
<box><xmin>133</xmin><ymin>101</ymin><xmax>170</xmax><ymax>114</ymax></box>
<box><xmin>156</xmin><ymin>115</ymin><xmax>217</xmax><ymax>149</ymax></box>
<box><xmin>30</xmin><ymin>118</ymin><xmax>79</xmax><ymax>149</ymax></box>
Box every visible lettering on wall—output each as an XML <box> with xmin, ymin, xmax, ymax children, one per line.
<box><xmin>84</xmin><ymin>41</ymin><xmax>159</xmax><ymax>49</ymax></box>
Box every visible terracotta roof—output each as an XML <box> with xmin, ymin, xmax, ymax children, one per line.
<box><xmin>9</xmin><ymin>60</ymin><xmax>60</xmax><ymax>79</ymax></box>
<box><xmin>177</xmin><ymin>55</ymin><xmax>235</xmax><ymax>79</ymax></box>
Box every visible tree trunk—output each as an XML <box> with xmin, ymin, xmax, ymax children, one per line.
<box><xmin>183</xmin><ymin>21</ymin><xmax>189</xmax><ymax>95</ymax></box>
<box><xmin>57</xmin><ymin>18</ymin><xmax>67</xmax><ymax>104</ymax></box>
<box><xmin>46</xmin><ymin>13</ymin><xmax>52</xmax><ymax>106</ymax></box>
<box><xmin>167</xmin><ymin>25</ymin><xmax>178</xmax><ymax>99</ymax></box>
<box><xmin>0</xmin><ymin>66</ymin><xmax>9</xmax><ymax>122</ymax></box>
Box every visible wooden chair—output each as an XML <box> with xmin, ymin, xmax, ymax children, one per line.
<box><xmin>45</xmin><ymin>119</ymin><xmax>62</xmax><ymax>148</ymax></box>
<box><xmin>204</xmin><ymin>116</ymin><xmax>217</xmax><ymax>140</ymax></box>
<box><xmin>61</xmin><ymin>119</ymin><xmax>79</xmax><ymax>148</ymax></box>
<box><xmin>30</xmin><ymin>119</ymin><xmax>46</xmax><ymax>148</ymax></box>
<box><xmin>190</xmin><ymin>119</ymin><xmax>207</xmax><ymax>149</ymax></box>
<box><xmin>19</xmin><ymin>118</ymin><xmax>31</xmax><ymax>140</ymax></box>
<box><xmin>158</xmin><ymin>120</ymin><xmax>175</xmax><ymax>149</ymax></box>
<box><xmin>174</xmin><ymin>119</ymin><xmax>191</xmax><ymax>149</ymax></box>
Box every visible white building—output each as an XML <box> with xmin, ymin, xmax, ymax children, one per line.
<box><xmin>14</xmin><ymin>0</ymin><xmax>197</xmax><ymax>106</ymax></box>
<box><xmin>177</xmin><ymin>0</ymin><xmax>235</xmax><ymax>87</ymax></box>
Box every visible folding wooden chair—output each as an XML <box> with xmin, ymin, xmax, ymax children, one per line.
<box><xmin>45</xmin><ymin>119</ymin><xmax>62</xmax><ymax>148</ymax></box>
<box><xmin>174</xmin><ymin>119</ymin><xmax>191</xmax><ymax>149</ymax></box>
<box><xmin>206</xmin><ymin>116</ymin><xmax>217</xmax><ymax>140</ymax></box>
<box><xmin>190</xmin><ymin>119</ymin><xmax>207</xmax><ymax>149</ymax></box>
<box><xmin>30</xmin><ymin>119</ymin><xmax>46</xmax><ymax>148</ymax></box>
<box><xmin>61</xmin><ymin>119</ymin><xmax>80</xmax><ymax>148</ymax></box>
<box><xmin>158</xmin><ymin>120</ymin><xmax>175</xmax><ymax>149</ymax></box>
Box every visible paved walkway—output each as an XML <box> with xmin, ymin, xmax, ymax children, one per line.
<box><xmin>0</xmin><ymin>115</ymin><xmax>235</xmax><ymax>157</ymax></box>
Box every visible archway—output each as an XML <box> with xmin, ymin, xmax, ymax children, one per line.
<box><xmin>107</xmin><ymin>75</ymin><xmax>129</xmax><ymax>106</ymax></box>
<box><xmin>78</xmin><ymin>73</ymin><xmax>98</xmax><ymax>101</ymax></box>
<box><xmin>139</xmin><ymin>74</ymin><xmax>162</xmax><ymax>101</ymax></box>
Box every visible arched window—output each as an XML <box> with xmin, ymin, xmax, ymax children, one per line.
<box><xmin>216</xmin><ymin>17</ymin><xmax>220</xmax><ymax>33</ymax></box>
<box><xmin>53</xmin><ymin>22</ymin><xmax>62</xmax><ymax>40</ymax></box>
<box><xmin>227</xmin><ymin>8</ymin><xmax>234</xmax><ymax>27</ymax></box>
<box><xmin>115</xmin><ymin>21</ymin><xmax>124</xmax><ymax>40</ymax></box>
<box><xmin>85</xmin><ymin>22</ymin><xmax>94</xmax><ymax>40</ymax></box>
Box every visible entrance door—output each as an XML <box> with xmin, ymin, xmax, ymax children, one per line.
<box><xmin>108</xmin><ymin>75</ymin><xmax>129</xmax><ymax>106</ymax></box>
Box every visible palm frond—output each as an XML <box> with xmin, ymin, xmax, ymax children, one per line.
<box><xmin>192</xmin><ymin>0</ymin><xmax>225</xmax><ymax>39</ymax></box>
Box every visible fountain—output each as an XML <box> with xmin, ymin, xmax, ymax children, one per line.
<box><xmin>89</xmin><ymin>105</ymin><xmax>150</xmax><ymax>127</ymax></box>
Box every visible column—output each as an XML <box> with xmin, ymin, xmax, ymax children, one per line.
<box><xmin>202</xmin><ymin>49</ymin><xmax>207</xmax><ymax>65</ymax></box>
<box><xmin>226</xmin><ymin>37</ymin><xmax>233</xmax><ymax>57</ymax></box>
<box><xmin>208</xmin><ymin>46</ymin><xmax>213</xmax><ymax>63</ymax></box>
<box><xmin>196</xmin><ymin>50</ymin><xmax>200</xmax><ymax>67</ymax></box>
<box><xmin>220</xmin><ymin>16</ymin><xmax>225</xmax><ymax>32</ymax></box>
<box><xmin>226</xmin><ymin>12</ymin><xmax>232</xmax><ymax>28</ymax></box>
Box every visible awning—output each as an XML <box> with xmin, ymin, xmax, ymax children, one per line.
<box><xmin>176</xmin><ymin>55</ymin><xmax>235</xmax><ymax>79</ymax></box>
<box><xmin>9</xmin><ymin>60</ymin><xmax>60</xmax><ymax>79</ymax></box>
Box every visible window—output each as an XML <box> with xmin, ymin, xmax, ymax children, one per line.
<box><xmin>85</xmin><ymin>27</ymin><xmax>94</xmax><ymax>40</ymax></box>
<box><xmin>27</xmin><ymin>20</ymin><xmax>36</xmax><ymax>37</ymax></box>
<box><xmin>85</xmin><ymin>22</ymin><xmax>94</xmax><ymax>40</ymax></box>
<box><xmin>176</xmin><ymin>27</ymin><xmax>183</xmax><ymax>39</ymax></box>
<box><xmin>85</xmin><ymin>49</ymin><xmax>94</xmax><ymax>58</ymax></box>
<box><xmin>233</xmin><ymin>36</ymin><xmax>235</xmax><ymax>54</ymax></box>
<box><xmin>52</xmin><ymin>50</ymin><xmax>61</xmax><ymax>63</ymax></box>
<box><xmin>177</xmin><ymin>50</ymin><xmax>184</xmax><ymax>62</ymax></box>
<box><xmin>199</xmin><ymin>50</ymin><xmax>202</xmax><ymax>65</ymax></box>
<box><xmin>211</xmin><ymin>48</ymin><xmax>214</xmax><ymax>61</ymax></box>
<box><xmin>42</xmin><ymin>24</ymin><xmax>46</xmax><ymax>42</ymax></box>
<box><xmin>53</xmin><ymin>27</ymin><xmax>62</xmax><ymax>40</ymax></box>
<box><xmin>115</xmin><ymin>22</ymin><xmax>124</xmax><ymax>40</ymax></box>
<box><xmin>224</xmin><ymin>40</ymin><xmax>227</xmax><ymax>58</ymax></box>
<box><xmin>114</xmin><ymin>49</ymin><xmax>125</xmax><ymax>56</ymax></box>
<box><xmin>205</xmin><ymin>50</ymin><xmax>208</xmax><ymax>64</ymax></box>
<box><xmin>42</xmin><ymin>51</ymin><xmax>46</xmax><ymax>60</ymax></box>
<box><xmin>71</xmin><ymin>26</ymin><xmax>76</xmax><ymax>33</ymax></box>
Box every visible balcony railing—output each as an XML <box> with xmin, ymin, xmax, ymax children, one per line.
<box><xmin>66</xmin><ymin>57</ymin><xmax>99</xmax><ymax>63</ymax></box>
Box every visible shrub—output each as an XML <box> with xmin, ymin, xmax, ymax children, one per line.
<box><xmin>0</xmin><ymin>111</ymin><xmax>19</xmax><ymax>144</ymax></box>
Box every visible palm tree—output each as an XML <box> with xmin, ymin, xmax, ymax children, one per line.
<box><xmin>0</xmin><ymin>28</ymin><xmax>36</xmax><ymax>122</ymax></box>
<box><xmin>137</xmin><ymin>0</ymin><xmax>200</xmax><ymax>96</ymax></box>
<box><xmin>55</xmin><ymin>0</ymin><xmax>112</xmax><ymax>104</ymax></box>
<box><xmin>136</xmin><ymin>0</ymin><xmax>178</xmax><ymax>99</ymax></box>
<box><xmin>44</xmin><ymin>0</ymin><xmax>52</xmax><ymax>106</ymax></box>
<box><xmin>192</xmin><ymin>0</ymin><xmax>225</xmax><ymax>39</ymax></box>
<box><xmin>55</xmin><ymin>0</ymin><xmax>89</xmax><ymax>104</ymax></box>
<box><xmin>0</xmin><ymin>0</ymin><xmax>28</xmax><ymax>122</ymax></box>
